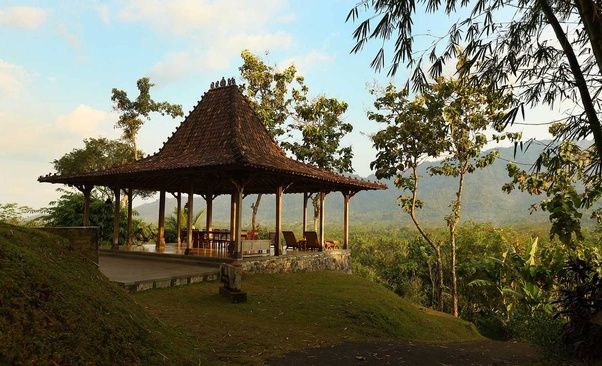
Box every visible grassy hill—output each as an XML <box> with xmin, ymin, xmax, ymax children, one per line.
<box><xmin>1</xmin><ymin>225</ymin><xmax>482</xmax><ymax>365</ymax></box>
<box><xmin>0</xmin><ymin>224</ymin><xmax>198</xmax><ymax>365</ymax></box>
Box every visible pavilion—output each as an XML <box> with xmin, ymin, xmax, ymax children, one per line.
<box><xmin>39</xmin><ymin>77</ymin><xmax>386</xmax><ymax>259</ymax></box>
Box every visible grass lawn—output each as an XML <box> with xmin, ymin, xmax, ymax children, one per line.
<box><xmin>134</xmin><ymin>271</ymin><xmax>482</xmax><ymax>365</ymax></box>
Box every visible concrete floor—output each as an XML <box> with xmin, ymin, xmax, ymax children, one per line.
<box><xmin>98</xmin><ymin>253</ymin><xmax>219</xmax><ymax>283</ymax></box>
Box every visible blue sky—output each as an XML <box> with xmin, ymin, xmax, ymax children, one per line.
<box><xmin>0</xmin><ymin>1</ymin><xmax>553</xmax><ymax>210</ymax></box>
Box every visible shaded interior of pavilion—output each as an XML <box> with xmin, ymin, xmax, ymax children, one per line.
<box><xmin>39</xmin><ymin>77</ymin><xmax>386</xmax><ymax>259</ymax></box>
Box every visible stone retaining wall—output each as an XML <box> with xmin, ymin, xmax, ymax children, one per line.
<box><xmin>36</xmin><ymin>227</ymin><xmax>99</xmax><ymax>264</ymax></box>
<box><xmin>240</xmin><ymin>250</ymin><xmax>351</xmax><ymax>274</ymax></box>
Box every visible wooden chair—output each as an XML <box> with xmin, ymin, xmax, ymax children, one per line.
<box><xmin>282</xmin><ymin>231</ymin><xmax>305</xmax><ymax>250</ymax></box>
<box><xmin>303</xmin><ymin>231</ymin><xmax>322</xmax><ymax>251</ymax></box>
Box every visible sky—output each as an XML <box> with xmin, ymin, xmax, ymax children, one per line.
<box><xmin>0</xmin><ymin>0</ymin><xmax>555</xmax><ymax>210</ymax></box>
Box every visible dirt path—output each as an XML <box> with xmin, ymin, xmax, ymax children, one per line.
<box><xmin>267</xmin><ymin>340</ymin><xmax>540</xmax><ymax>366</ymax></box>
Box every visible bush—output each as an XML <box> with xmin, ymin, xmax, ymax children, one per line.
<box><xmin>555</xmin><ymin>257</ymin><xmax>602</xmax><ymax>364</ymax></box>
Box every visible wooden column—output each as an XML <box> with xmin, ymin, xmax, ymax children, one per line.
<box><xmin>157</xmin><ymin>190</ymin><xmax>166</xmax><ymax>249</ymax></box>
<box><xmin>206</xmin><ymin>193</ymin><xmax>213</xmax><ymax>232</ymax></box>
<box><xmin>342</xmin><ymin>191</ymin><xmax>355</xmax><ymax>250</ymax></box>
<box><xmin>275</xmin><ymin>185</ymin><xmax>283</xmax><ymax>256</ymax></box>
<box><xmin>126</xmin><ymin>188</ymin><xmax>133</xmax><ymax>246</ymax></box>
<box><xmin>233</xmin><ymin>184</ymin><xmax>243</xmax><ymax>259</ymax></box>
<box><xmin>318</xmin><ymin>191</ymin><xmax>325</xmax><ymax>252</ymax></box>
<box><xmin>111</xmin><ymin>187</ymin><xmax>121</xmax><ymax>250</ymax></box>
<box><xmin>185</xmin><ymin>183</ymin><xmax>194</xmax><ymax>255</ymax></box>
<box><xmin>302</xmin><ymin>192</ymin><xmax>309</xmax><ymax>233</ymax></box>
<box><xmin>82</xmin><ymin>185</ymin><xmax>92</xmax><ymax>226</ymax></box>
<box><xmin>175</xmin><ymin>192</ymin><xmax>182</xmax><ymax>247</ymax></box>
<box><xmin>229</xmin><ymin>193</ymin><xmax>237</xmax><ymax>256</ymax></box>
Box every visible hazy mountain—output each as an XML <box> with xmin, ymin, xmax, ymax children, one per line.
<box><xmin>133</xmin><ymin>143</ymin><xmax>556</xmax><ymax>229</ymax></box>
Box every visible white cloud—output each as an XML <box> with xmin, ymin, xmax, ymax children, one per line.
<box><xmin>55</xmin><ymin>104</ymin><xmax>110</xmax><ymax>138</ymax></box>
<box><xmin>0</xmin><ymin>59</ymin><xmax>32</xmax><ymax>97</ymax></box>
<box><xmin>0</xmin><ymin>6</ymin><xmax>47</xmax><ymax>30</ymax></box>
<box><xmin>283</xmin><ymin>50</ymin><xmax>336</xmax><ymax>75</ymax></box>
<box><xmin>117</xmin><ymin>0</ymin><xmax>288</xmax><ymax>35</ymax></box>
<box><xmin>57</xmin><ymin>23</ymin><xmax>82</xmax><ymax>49</ymax></box>
<box><xmin>96</xmin><ymin>4</ymin><xmax>110</xmax><ymax>25</ymax></box>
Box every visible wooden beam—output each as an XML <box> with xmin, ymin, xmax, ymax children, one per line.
<box><xmin>126</xmin><ymin>188</ymin><xmax>133</xmax><ymax>246</ymax></box>
<box><xmin>302</xmin><ymin>192</ymin><xmax>309</xmax><ymax>232</ymax></box>
<box><xmin>275</xmin><ymin>185</ymin><xmax>283</xmax><ymax>256</ymax></box>
<box><xmin>229</xmin><ymin>192</ymin><xmax>237</xmax><ymax>256</ymax></box>
<box><xmin>112</xmin><ymin>187</ymin><xmax>120</xmax><ymax>250</ymax></box>
<box><xmin>343</xmin><ymin>191</ymin><xmax>355</xmax><ymax>250</ymax></box>
<box><xmin>318</xmin><ymin>191</ymin><xmax>325</xmax><ymax>252</ymax></box>
<box><xmin>233</xmin><ymin>184</ymin><xmax>243</xmax><ymax>259</ymax></box>
<box><xmin>175</xmin><ymin>192</ymin><xmax>182</xmax><ymax>247</ymax></box>
<box><xmin>185</xmin><ymin>183</ymin><xmax>194</xmax><ymax>255</ymax></box>
<box><xmin>157</xmin><ymin>190</ymin><xmax>166</xmax><ymax>249</ymax></box>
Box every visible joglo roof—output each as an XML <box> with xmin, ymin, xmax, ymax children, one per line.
<box><xmin>39</xmin><ymin>77</ymin><xmax>386</xmax><ymax>196</ymax></box>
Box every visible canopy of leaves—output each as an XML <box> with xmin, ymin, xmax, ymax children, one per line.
<box><xmin>111</xmin><ymin>77</ymin><xmax>183</xmax><ymax>158</ymax></box>
<box><xmin>52</xmin><ymin>137</ymin><xmax>138</xmax><ymax>176</ymax></box>
<box><xmin>347</xmin><ymin>0</ymin><xmax>602</xmax><ymax>178</ymax></box>
<box><xmin>238</xmin><ymin>49</ymin><xmax>307</xmax><ymax>139</ymax></box>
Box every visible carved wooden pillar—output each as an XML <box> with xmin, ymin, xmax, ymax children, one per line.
<box><xmin>233</xmin><ymin>184</ymin><xmax>243</xmax><ymax>259</ymax></box>
<box><xmin>175</xmin><ymin>192</ymin><xmax>182</xmax><ymax>247</ymax></box>
<box><xmin>126</xmin><ymin>188</ymin><xmax>133</xmax><ymax>246</ymax></box>
<box><xmin>185</xmin><ymin>183</ymin><xmax>194</xmax><ymax>255</ymax></box>
<box><xmin>157</xmin><ymin>190</ymin><xmax>166</xmax><ymax>249</ymax></box>
<box><xmin>274</xmin><ymin>185</ymin><xmax>283</xmax><ymax>256</ymax></box>
<box><xmin>229</xmin><ymin>193</ymin><xmax>237</xmax><ymax>256</ymax></box>
<box><xmin>111</xmin><ymin>187</ymin><xmax>121</xmax><ymax>250</ymax></box>
<box><xmin>205</xmin><ymin>192</ymin><xmax>213</xmax><ymax>232</ymax></box>
<box><xmin>318</xmin><ymin>191</ymin><xmax>325</xmax><ymax>252</ymax></box>
<box><xmin>342</xmin><ymin>191</ymin><xmax>355</xmax><ymax>250</ymax></box>
<box><xmin>302</xmin><ymin>192</ymin><xmax>309</xmax><ymax>233</ymax></box>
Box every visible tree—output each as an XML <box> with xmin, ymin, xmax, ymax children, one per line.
<box><xmin>426</xmin><ymin>75</ymin><xmax>514</xmax><ymax>316</ymax></box>
<box><xmin>369</xmin><ymin>82</ymin><xmax>448</xmax><ymax>311</ymax></box>
<box><xmin>369</xmin><ymin>71</ymin><xmax>514</xmax><ymax>315</ymax></box>
<box><xmin>284</xmin><ymin>95</ymin><xmax>355</xmax><ymax>230</ymax></box>
<box><xmin>238</xmin><ymin>50</ymin><xmax>307</xmax><ymax>231</ymax></box>
<box><xmin>347</xmin><ymin>0</ymin><xmax>602</xmax><ymax>188</ymax></box>
<box><xmin>39</xmin><ymin>190</ymin><xmax>135</xmax><ymax>245</ymax></box>
<box><xmin>111</xmin><ymin>77</ymin><xmax>183</xmax><ymax>160</ymax></box>
<box><xmin>52</xmin><ymin>137</ymin><xmax>140</xmax><ymax>200</ymax></box>
<box><xmin>0</xmin><ymin>203</ymin><xmax>33</xmax><ymax>226</ymax></box>
<box><xmin>238</xmin><ymin>50</ymin><xmax>354</xmax><ymax>231</ymax></box>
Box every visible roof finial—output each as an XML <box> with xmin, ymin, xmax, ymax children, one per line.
<box><xmin>220</xmin><ymin>77</ymin><xmax>226</xmax><ymax>87</ymax></box>
<box><xmin>210</xmin><ymin>81</ymin><xmax>215</xmax><ymax>89</ymax></box>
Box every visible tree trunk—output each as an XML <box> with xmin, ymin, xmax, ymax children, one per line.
<box><xmin>251</xmin><ymin>194</ymin><xmax>262</xmax><ymax>231</ymax></box>
<box><xmin>541</xmin><ymin>0</ymin><xmax>602</xmax><ymax>159</ymax></box>
<box><xmin>409</xmin><ymin>166</ymin><xmax>445</xmax><ymax>312</ymax></box>
<box><xmin>312</xmin><ymin>194</ymin><xmax>320</xmax><ymax>232</ymax></box>
<box><xmin>434</xmin><ymin>245</ymin><xmax>444</xmax><ymax>312</ymax></box>
<box><xmin>450</xmin><ymin>170</ymin><xmax>466</xmax><ymax>318</ymax></box>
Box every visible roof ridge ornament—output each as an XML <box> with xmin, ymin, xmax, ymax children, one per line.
<box><xmin>210</xmin><ymin>77</ymin><xmax>236</xmax><ymax>89</ymax></box>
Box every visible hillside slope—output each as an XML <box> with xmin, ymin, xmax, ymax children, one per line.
<box><xmin>0</xmin><ymin>225</ymin><xmax>198</xmax><ymax>365</ymax></box>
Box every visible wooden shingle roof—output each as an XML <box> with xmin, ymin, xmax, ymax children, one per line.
<box><xmin>39</xmin><ymin>78</ymin><xmax>386</xmax><ymax>195</ymax></box>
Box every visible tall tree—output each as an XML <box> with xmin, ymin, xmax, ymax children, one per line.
<box><xmin>426</xmin><ymin>75</ymin><xmax>514</xmax><ymax>316</ymax></box>
<box><xmin>111</xmin><ymin>77</ymin><xmax>183</xmax><ymax>160</ymax></box>
<box><xmin>347</xmin><ymin>0</ymin><xmax>602</xmax><ymax>188</ymax></box>
<box><xmin>238</xmin><ymin>50</ymin><xmax>307</xmax><ymax>231</ymax></box>
<box><xmin>369</xmin><ymin>73</ymin><xmax>514</xmax><ymax>315</ymax></box>
<box><xmin>239</xmin><ymin>50</ymin><xmax>354</xmax><ymax>231</ymax></box>
<box><xmin>285</xmin><ymin>95</ymin><xmax>354</xmax><ymax>230</ymax></box>
<box><xmin>369</xmin><ymin>83</ymin><xmax>448</xmax><ymax>311</ymax></box>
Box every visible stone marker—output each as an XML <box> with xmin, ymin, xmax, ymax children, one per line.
<box><xmin>219</xmin><ymin>261</ymin><xmax>247</xmax><ymax>303</ymax></box>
